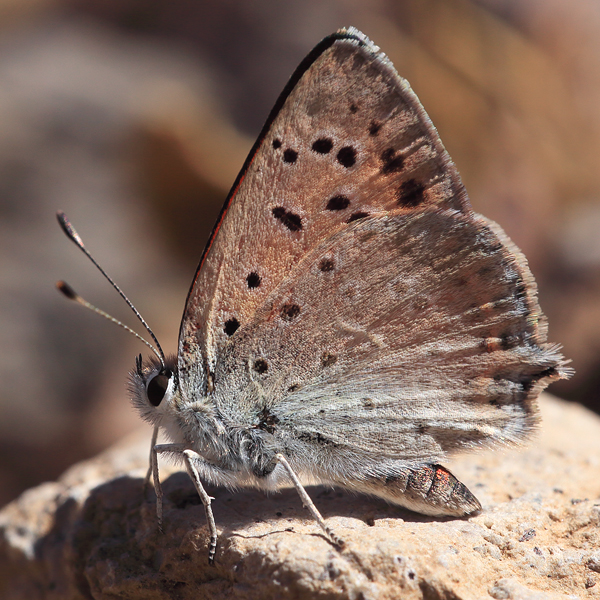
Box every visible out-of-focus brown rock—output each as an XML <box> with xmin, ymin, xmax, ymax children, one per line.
<box><xmin>0</xmin><ymin>393</ymin><xmax>598</xmax><ymax>599</ymax></box>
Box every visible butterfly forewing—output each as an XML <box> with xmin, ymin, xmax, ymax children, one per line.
<box><xmin>179</xmin><ymin>28</ymin><xmax>470</xmax><ymax>389</ymax></box>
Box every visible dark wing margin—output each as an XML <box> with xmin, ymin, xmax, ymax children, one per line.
<box><xmin>178</xmin><ymin>28</ymin><xmax>368</xmax><ymax>342</ymax></box>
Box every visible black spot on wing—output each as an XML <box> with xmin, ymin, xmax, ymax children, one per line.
<box><xmin>272</xmin><ymin>139</ymin><xmax>282</xmax><ymax>149</ymax></box>
<box><xmin>397</xmin><ymin>179</ymin><xmax>426</xmax><ymax>207</ymax></box>
<box><xmin>312</xmin><ymin>138</ymin><xmax>333</xmax><ymax>154</ymax></box>
<box><xmin>318</xmin><ymin>258</ymin><xmax>334</xmax><ymax>272</ymax></box>
<box><xmin>246</xmin><ymin>271</ymin><xmax>261</xmax><ymax>288</ymax></box>
<box><xmin>380</xmin><ymin>148</ymin><xmax>404</xmax><ymax>174</ymax></box>
<box><xmin>253</xmin><ymin>359</ymin><xmax>269</xmax><ymax>374</ymax></box>
<box><xmin>283</xmin><ymin>148</ymin><xmax>298</xmax><ymax>163</ymax></box>
<box><xmin>224</xmin><ymin>318</ymin><xmax>240</xmax><ymax>336</ymax></box>
<box><xmin>272</xmin><ymin>207</ymin><xmax>303</xmax><ymax>231</ymax></box>
<box><xmin>281</xmin><ymin>303</ymin><xmax>301</xmax><ymax>321</ymax></box>
<box><xmin>368</xmin><ymin>121</ymin><xmax>381</xmax><ymax>136</ymax></box>
<box><xmin>326</xmin><ymin>195</ymin><xmax>350</xmax><ymax>211</ymax></box>
<box><xmin>337</xmin><ymin>146</ymin><xmax>356</xmax><ymax>168</ymax></box>
<box><xmin>347</xmin><ymin>211</ymin><xmax>369</xmax><ymax>223</ymax></box>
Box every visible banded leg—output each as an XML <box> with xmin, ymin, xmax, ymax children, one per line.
<box><xmin>181</xmin><ymin>449</ymin><xmax>218</xmax><ymax>564</ymax></box>
<box><xmin>275</xmin><ymin>453</ymin><xmax>345</xmax><ymax>548</ymax></box>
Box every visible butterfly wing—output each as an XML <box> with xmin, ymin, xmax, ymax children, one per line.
<box><xmin>211</xmin><ymin>209</ymin><xmax>569</xmax><ymax>465</ymax></box>
<box><xmin>178</xmin><ymin>28</ymin><xmax>470</xmax><ymax>395</ymax></box>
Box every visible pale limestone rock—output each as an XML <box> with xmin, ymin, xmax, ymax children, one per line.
<box><xmin>0</xmin><ymin>393</ymin><xmax>599</xmax><ymax>599</ymax></box>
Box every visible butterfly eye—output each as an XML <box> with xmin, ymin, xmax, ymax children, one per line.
<box><xmin>146</xmin><ymin>370</ymin><xmax>172</xmax><ymax>407</ymax></box>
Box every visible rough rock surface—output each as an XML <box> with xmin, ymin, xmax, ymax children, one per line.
<box><xmin>0</xmin><ymin>393</ymin><xmax>599</xmax><ymax>600</ymax></box>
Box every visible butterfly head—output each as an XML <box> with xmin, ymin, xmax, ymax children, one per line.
<box><xmin>129</xmin><ymin>353</ymin><xmax>179</xmax><ymax>428</ymax></box>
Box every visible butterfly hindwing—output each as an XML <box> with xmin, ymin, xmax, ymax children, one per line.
<box><xmin>211</xmin><ymin>209</ymin><xmax>567</xmax><ymax>464</ymax></box>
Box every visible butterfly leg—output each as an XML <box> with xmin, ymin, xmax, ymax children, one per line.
<box><xmin>181</xmin><ymin>449</ymin><xmax>218</xmax><ymax>565</ymax></box>
<box><xmin>152</xmin><ymin>442</ymin><xmax>187</xmax><ymax>532</ymax></box>
<box><xmin>349</xmin><ymin>463</ymin><xmax>481</xmax><ymax>517</ymax></box>
<box><xmin>152</xmin><ymin>444</ymin><xmax>218</xmax><ymax>564</ymax></box>
<box><xmin>274</xmin><ymin>453</ymin><xmax>345</xmax><ymax>548</ymax></box>
<box><xmin>144</xmin><ymin>425</ymin><xmax>159</xmax><ymax>494</ymax></box>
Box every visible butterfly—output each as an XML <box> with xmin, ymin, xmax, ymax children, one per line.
<box><xmin>59</xmin><ymin>27</ymin><xmax>571</xmax><ymax>565</ymax></box>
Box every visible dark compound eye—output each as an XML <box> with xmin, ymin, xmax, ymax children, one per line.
<box><xmin>147</xmin><ymin>370</ymin><xmax>172</xmax><ymax>407</ymax></box>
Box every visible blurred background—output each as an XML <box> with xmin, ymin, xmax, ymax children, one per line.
<box><xmin>1</xmin><ymin>0</ymin><xmax>599</xmax><ymax>508</ymax></box>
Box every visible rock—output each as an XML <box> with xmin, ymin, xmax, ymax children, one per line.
<box><xmin>0</xmin><ymin>393</ymin><xmax>599</xmax><ymax>600</ymax></box>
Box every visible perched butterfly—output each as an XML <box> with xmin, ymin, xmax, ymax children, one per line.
<box><xmin>59</xmin><ymin>27</ymin><xmax>571</xmax><ymax>564</ymax></box>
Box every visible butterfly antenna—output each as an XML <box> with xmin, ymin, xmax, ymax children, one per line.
<box><xmin>56</xmin><ymin>211</ymin><xmax>166</xmax><ymax>368</ymax></box>
<box><xmin>56</xmin><ymin>281</ymin><xmax>164</xmax><ymax>364</ymax></box>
